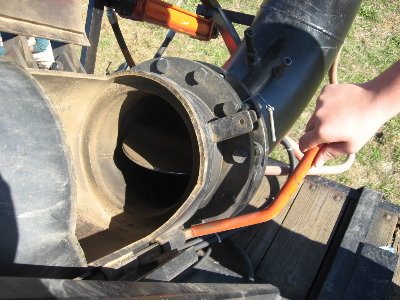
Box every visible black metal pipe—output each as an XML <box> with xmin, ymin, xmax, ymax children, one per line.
<box><xmin>106</xmin><ymin>8</ymin><xmax>135</xmax><ymax>68</ymax></box>
<box><xmin>224</xmin><ymin>0</ymin><xmax>361</xmax><ymax>151</ymax></box>
<box><xmin>154</xmin><ymin>30</ymin><xmax>176</xmax><ymax>58</ymax></box>
<box><xmin>196</xmin><ymin>5</ymin><xmax>255</xmax><ymax>26</ymax></box>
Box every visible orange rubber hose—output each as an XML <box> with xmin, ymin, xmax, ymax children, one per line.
<box><xmin>185</xmin><ymin>145</ymin><xmax>321</xmax><ymax>239</ymax></box>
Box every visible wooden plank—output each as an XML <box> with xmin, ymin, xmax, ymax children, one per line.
<box><xmin>366</xmin><ymin>208</ymin><xmax>398</xmax><ymax>247</ymax></box>
<box><xmin>236</xmin><ymin>176</ymin><xmax>299</xmax><ymax>271</ymax></box>
<box><xmin>255</xmin><ymin>178</ymin><xmax>349</xmax><ymax>300</ymax></box>
<box><xmin>246</xmin><ymin>175</ymin><xmax>282</xmax><ymax>209</ymax></box>
<box><xmin>390</xmin><ymin>258</ymin><xmax>400</xmax><ymax>300</ymax></box>
<box><xmin>318</xmin><ymin>188</ymin><xmax>382</xmax><ymax>300</ymax></box>
<box><xmin>344</xmin><ymin>243</ymin><xmax>398</xmax><ymax>299</ymax></box>
<box><xmin>307</xmin><ymin>179</ymin><xmax>358</xmax><ymax>300</ymax></box>
<box><xmin>374</xmin><ymin>201</ymin><xmax>400</xmax><ymax>300</ymax></box>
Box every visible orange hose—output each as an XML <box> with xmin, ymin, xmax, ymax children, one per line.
<box><xmin>185</xmin><ymin>145</ymin><xmax>321</xmax><ymax>239</ymax></box>
<box><xmin>264</xmin><ymin>136</ymin><xmax>356</xmax><ymax>176</ymax></box>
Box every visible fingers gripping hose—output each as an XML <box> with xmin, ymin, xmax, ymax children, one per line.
<box><xmin>265</xmin><ymin>48</ymin><xmax>355</xmax><ymax>177</ymax></box>
<box><xmin>185</xmin><ymin>146</ymin><xmax>321</xmax><ymax>239</ymax></box>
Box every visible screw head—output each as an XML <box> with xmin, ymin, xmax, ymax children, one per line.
<box><xmin>333</xmin><ymin>195</ymin><xmax>342</xmax><ymax>201</ymax></box>
<box><xmin>155</xmin><ymin>58</ymin><xmax>169</xmax><ymax>73</ymax></box>
<box><xmin>284</xmin><ymin>56</ymin><xmax>292</xmax><ymax>66</ymax></box>
<box><xmin>384</xmin><ymin>213</ymin><xmax>392</xmax><ymax>221</ymax></box>
<box><xmin>232</xmin><ymin>147</ymin><xmax>249</xmax><ymax>164</ymax></box>
<box><xmin>309</xmin><ymin>184</ymin><xmax>317</xmax><ymax>191</ymax></box>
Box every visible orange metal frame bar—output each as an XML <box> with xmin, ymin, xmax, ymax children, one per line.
<box><xmin>131</xmin><ymin>0</ymin><xmax>216</xmax><ymax>41</ymax></box>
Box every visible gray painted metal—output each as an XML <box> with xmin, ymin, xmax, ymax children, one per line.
<box><xmin>0</xmin><ymin>0</ymin><xmax>89</xmax><ymax>46</ymax></box>
<box><xmin>224</xmin><ymin>0</ymin><xmax>362</xmax><ymax>150</ymax></box>
<box><xmin>0</xmin><ymin>277</ymin><xmax>282</xmax><ymax>299</ymax></box>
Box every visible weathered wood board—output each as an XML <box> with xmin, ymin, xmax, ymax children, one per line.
<box><xmin>254</xmin><ymin>177</ymin><xmax>349</xmax><ymax>300</ymax></box>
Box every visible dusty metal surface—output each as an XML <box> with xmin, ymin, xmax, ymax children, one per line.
<box><xmin>0</xmin><ymin>0</ymin><xmax>89</xmax><ymax>46</ymax></box>
<box><xmin>2</xmin><ymin>35</ymin><xmax>38</xmax><ymax>69</ymax></box>
<box><xmin>30</xmin><ymin>69</ymin><xmax>208</xmax><ymax>263</ymax></box>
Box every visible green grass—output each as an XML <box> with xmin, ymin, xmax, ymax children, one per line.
<box><xmin>359</xmin><ymin>5</ymin><xmax>382</xmax><ymax>22</ymax></box>
<box><xmin>91</xmin><ymin>0</ymin><xmax>400</xmax><ymax>203</ymax></box>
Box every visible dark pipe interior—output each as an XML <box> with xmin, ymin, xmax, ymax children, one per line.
<box><xmin>116</xmin><ymin>94</ymin><xmax>194</xmax><ymax>214</ymax></box>
<box><xmin>79</xmin><ymin>92</ymin><xmax>198</xmax><ymax>262</ymax></box>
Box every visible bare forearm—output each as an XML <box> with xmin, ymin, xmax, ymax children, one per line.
<box><xmin>364</xmin><ymin>61</ymin><xmax>400</xmax><ymax>122</ymax></box>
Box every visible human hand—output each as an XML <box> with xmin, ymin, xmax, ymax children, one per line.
<box><xmin>298</xmin><ymin>83</ymin><xmax>388</xmax><ymax>167</ymax></box>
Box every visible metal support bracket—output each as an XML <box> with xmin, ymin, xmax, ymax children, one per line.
<box><xmin>155</xmin><ymin>229</ymin><xmax>187</xmax><ymax>252</ymax></box>
<box><xmin>53</xmin><ymin>43</ymin><xmax>87</xmax><ymax>73</ymax></box>
<box><xmin>197</xmin><ymin>5</ymin><xmax>255</xmax><ymax>26</ymax></box>
<box><xmin>209</xmin><ymin>110</ymin><xmax>257</xmax><ymax>143</ymax></box>
<box><xmin>82</xmin><ymin>0</ymin><xmax>105</xmax><ymax>73</ymax></box>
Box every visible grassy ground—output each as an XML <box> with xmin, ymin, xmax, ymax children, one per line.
<box><xmin>87</xmin><ymin>0</ymin><xmax>400</xmax><ymax>203</ymax></box>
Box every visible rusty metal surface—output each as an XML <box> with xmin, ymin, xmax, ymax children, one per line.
<box><xmin>0</xmin><ymin>0</ymin><xmax>89</xmax><ymax>46</ymax></box>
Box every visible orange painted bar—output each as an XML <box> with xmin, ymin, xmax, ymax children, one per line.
<box><xmin>132</xmin><ymin>0</ymin><xmax>215</xmax><ymax>41</ymax></box>
<box><xmin>186</xmin><ymin>145</ymin><xmax>322</xmax><ymax>239</ymax></box>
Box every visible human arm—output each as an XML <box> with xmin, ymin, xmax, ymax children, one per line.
<box><xmin>299</xmin><ymin>61</ymin><xmax>400</xmax><ymax>167</ymax></box>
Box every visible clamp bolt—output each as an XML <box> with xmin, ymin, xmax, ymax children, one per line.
<box><xmin>222</xmin><ymin>102</ymin><xmax>239</xmax><ymax>116</ymax></box>
<box><xmin>156</xmin><ymin>58</ymin><xmax>169</xmax><ymax>73</ymax></box>
<box><xmin>244</xmin><ymin>28</ymin><xmax>261</xmax><ymax>65</ymax></box>
<box><xmin>193</xmin><ymin>68</ymin><xmax>208</xmax><ymax>84</ymax></box>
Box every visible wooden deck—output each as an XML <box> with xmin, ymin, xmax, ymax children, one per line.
<box><xmin>211</xmin><ymin>175</ymin><xmax>400</xmax><ymax>299</ymax></box>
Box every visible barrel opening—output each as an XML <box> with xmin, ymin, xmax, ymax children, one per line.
<box><xmin>77</xmin><ymin>84</ymin><xmax>200</xmax><ymax>262</ymax></box>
